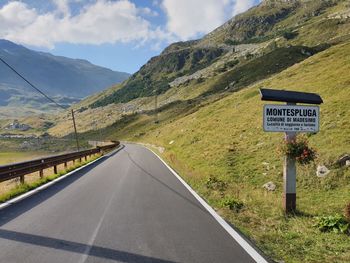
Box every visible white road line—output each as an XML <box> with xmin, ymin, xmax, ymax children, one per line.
<box><xmin>78</xmin><ymin>179</ymin><xmax>118</xmax><ymax>263</ymax></box>
<box><xmin>144</xmin><ymin>145</ymin><xmax>269</xmax><ymax>263</ymax></box>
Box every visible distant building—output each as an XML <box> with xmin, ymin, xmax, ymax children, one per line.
<box><xmin>5</xmin><ymin>120</ymin><xmax>32</xmax><ymax>131</ymax></box>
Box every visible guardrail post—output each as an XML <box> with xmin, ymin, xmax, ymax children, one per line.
<box><xmin>40</xmin><ymin>170</ymin><xmax>43</xmax><ymax>178</ymax></box>
<box><xmin>54</xmin><ymin>165</ymin><xmax>58</xmax><ymax>174</ymax></box>
<box><xmin>64</xmin><ymin>162</ymin><xmax>67</xmax><ymax>168</ymax></box>
<box><xmin>85</xmin><ymin>156</ymin><xmax>87</xmax><ymax>161</ymax></box>
<box><xmin>20</xmin><ymin>175</ymin><xmax>24</xmax><ymax>184</ymax></box>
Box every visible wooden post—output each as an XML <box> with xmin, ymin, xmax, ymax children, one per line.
<box><xmin>154</xmin><ymin>89</ymin><xmax>159</xmax><ymax>124</ymax></box>
<box><xmin>284</xmin><ymin>102</ymin><xmax>297</xmax><ymax>213</ymax></box>
<box><xmin>85</xmin><ymin>156</ymin><xmax>87</xmax><ymax>161</ymax></box>
<box><xmin>20</xmin><ymin>175</ymin><xmax>25</xmax><ymax>184</ymax></box>
<box><xmin>39</xmin><ymin>170</ymin><xmax>44</xmax><ymax>178</ymax></box>
<box><xmin>71</xmin><ymin>109</ymin><xmax>80</xmax><ymax>151</ymax></box>
<box><xmin>64</xmin><ymin>162</ymin><xmax>67</xmax><ymax>168</ymax></box>
<box><xmin>54</xmin><ymin>165</ymin><xmax>58</xmax><ymax>174</ymax></box>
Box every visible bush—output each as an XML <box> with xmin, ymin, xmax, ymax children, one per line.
<box><xmin>205</xmin><ymin>176</ymin><xmax>227</xmax><ymax>192</ymax></box>
<box><xmin>314</xmin><ymin>214</ymin><xmax>349</xmax><ymax>234</ymax></box>
<box><xmin>345</xmin><ymin>202</ymin><xmax>350</xmax><ymax>222</ymax></box>
<box><xmin>282</xmin><ymin>30</ymin><xmax>298</xmax><ymax>40</ymax></box>
<box><xmin>224</xmin><ymin>39</ymin><xmax>239</xmax><ymax>46</ymax></box>
<box><xmin>278</xmin><ymin>135</ymin><xmax>317</xmax><ymax>165</ymax></box>
<box><xmin>221</xmin><ymin>197</ymin><xmax>244</xmax><ymax>212</ymax></box>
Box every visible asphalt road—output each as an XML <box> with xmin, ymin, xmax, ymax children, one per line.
<box><xmin>0</xmin><ymin>144</ymin><xmax>261</xmax><ymax>263</ymax></box>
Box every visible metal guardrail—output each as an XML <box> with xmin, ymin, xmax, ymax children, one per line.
<box><xmin>0</xmin><ymin>141</ymin><xmax>120</xmax><ymax>184</ymax></box>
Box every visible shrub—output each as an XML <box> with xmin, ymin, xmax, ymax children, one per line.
<box><xmin>225</xmin><ymin>60</ymin><xmax>239</xmax><ymax>68</ymax></box>
<box><xmin>278</xmin><ymin>135</ymin><xmax>317</xmax><ymax>165</ymax></box>
<box><xmin>205</xmin><ymin>176</ymin><xmax>227</xmax><ymax>192</ymax></box>
<box><xmin>221</xmin><ymin>197</ymin><xmax>244</xmax><ymax>212</ymax></box>
<box><xmin>282</xmin><ymin>30</ymin><xmax>298</xmax><ymax>40</ymax></box>
<box><xmin>345</xmin><ymin>202</ymin><xmax>350</xmax><ymax>222</ymax></box>
<box><xmin>314</xmin><ymin>214</ymin><xmax>349</xmax><ymax>234</ymax></box>
<box><xmin>224</xmin><ymin>39</ymin><xmax>239</xmax><ymax>46</ymax></box>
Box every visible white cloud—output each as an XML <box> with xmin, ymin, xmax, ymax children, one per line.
<box><xmin>0</xmin><ymin>0</ymin><xmax>260</xmax><ymax>48</ymax></box>
<box><xmin>161</xmin><ymin>0</ymin><xmax>228</xmax><ymax>40</ymax></box>
<box><xmin>232</xmin><ymin>0</ymin><xmax>257</xmax><ymax>16</ymax></box>
<box><xmin>53</xmin><ymin>0</ymin><xmax>71</xmax><ymax>16</ymax></box>
<box><xmin>139</xmin><ymin>7</ymin><xmax>158</xmax><ymax>17</ymax></box>
<box><xmin>0</xmin><ymin>0</ymin><xmax>164</xmax><ymax>48</ymax></box>
<box><xmin>0</xmin><ymin>2</ymin><xmax>37</xmax><ymax>34</ymax></box>
<box><xmin>161</xmin><ymin>0</ymin><xmax>259</xmax><ymax>40</ymax></box>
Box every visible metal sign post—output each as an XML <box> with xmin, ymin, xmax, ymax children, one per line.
<box><xmin>284</xmin><ymin>102</ymin><xmax>296</xmax><ymax>212</ymax></box>
<box><xmin>260</xmin><ymin>88</ymin><xmax>323</xmax><ymax>213</ymax></box>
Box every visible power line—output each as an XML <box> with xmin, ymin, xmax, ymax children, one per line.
<box><xmin>0</xmin><ymin>56</ymin><xmax>81</xmax><ymax>151</ymax></box>
<box><xmin>0</xmin><ymin>57</ymin><xmax>66</xmax><ymax>109</ymax></box>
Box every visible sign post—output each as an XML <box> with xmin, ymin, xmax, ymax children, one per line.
<box><xmin>260</xmin><ymin>89</ymin><xmax>323</xmax><ymax>213</ymax></box>
<box><xmin>284</xmin><ymin>102</ymin><xmax>297</xmax><ymax>212</ymax></box>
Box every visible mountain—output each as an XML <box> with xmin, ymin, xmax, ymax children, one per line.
<box><xmin>83</xmin><ymin>0</ymin><xmax>349</xmax><ymax>110</ymax></box>
<box><xmin>49</xmin><ymin>0</ymin><xmax>350</xmax><ymax>135</ymax></box>
<box><xmin>0</xmin><ymin>39</ymin><xmax>130</xmax><ymax>117</ymax></box>
<box><xmin>46</xmin><ymin>0</ymin><xmax>350</xmax><ymax>262</ymax></box>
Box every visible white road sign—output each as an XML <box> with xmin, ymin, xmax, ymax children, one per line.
<box><xmin>263</xmin><ymin>104</ymin><xmax>319</xmax><ymax>132</ymax></box>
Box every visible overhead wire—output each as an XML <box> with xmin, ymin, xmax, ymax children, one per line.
<box><xmin>0</xmin><ymin>56</ymin><xmax>80</xmax><ymax>150</ymax></box>
<box><xmin>0</xmin><ymin>57</ymin><xmax>66</xmax><ymax>109</ymax></box>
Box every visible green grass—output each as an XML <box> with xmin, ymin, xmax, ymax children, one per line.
<box><xmin>0</xmin><ymin>152</ymin><xmax>47</xmax><ymax>165</ymax></box>
<box><xmin>0</xmin><ymin>154</ymin><xmax>102</xmax><ymax>203</ymax></box>
<box><xmin>204</xmin><ymin>45</ymin><xmax>325</xmax><ymax>95</ymax></box>
<box><xmin>102</xmin><ymin>41</ymin><xmax>350</xmax><ymax>262</ymax></box>
<box><xmin>90</xmin><ymin>47</ymin><xmax>225</xmax><ymax>108</ymax></box>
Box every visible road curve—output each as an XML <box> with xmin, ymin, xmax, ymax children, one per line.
<box><xmin>0</xmin><ymin>144</ymin><xmax>261</xmax><ymax>263</ymax></box>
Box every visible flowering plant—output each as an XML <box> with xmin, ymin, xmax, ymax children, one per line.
<box><xmin>278</xmin><ymin>135</ymin><xmax>317</xmax><ymax>165</ymax></box>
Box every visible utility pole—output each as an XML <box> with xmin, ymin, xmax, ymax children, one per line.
<box><xmin>154</xmin><ymin>89</ymin><xmax>159</xmax><ymax>124</ymax></box>
<box><xmin>71</xmin><ymin>109</ymin><xmax>80</xmax><ymax>151</ymax></box>
<box><xmin>0</xmin><ymin>57</ymin><xmax>82</xmax><ymax>152</ymax></box>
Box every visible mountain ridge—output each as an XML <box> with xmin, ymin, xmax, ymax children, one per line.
<box><xmin>0</xmin><ymin>39</ymin><xmax>130</xmax><ymax>117</ymax></box>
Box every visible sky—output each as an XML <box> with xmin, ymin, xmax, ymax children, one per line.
<box><xmin>0</xmin><ymin>0</ymin><xmax>261</xmax><ymax>74</ymax></box>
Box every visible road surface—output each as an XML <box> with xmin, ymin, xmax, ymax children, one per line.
<box><xmin>0</xmin><ymin>144</ymin><xmax>263</xmax><ymax>263</ymax></box>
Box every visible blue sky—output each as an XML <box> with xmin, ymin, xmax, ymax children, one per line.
<box><xmin>0</xmin><ymin>0</ymin><xmax>261</xmax><ymax>73</ymax></box>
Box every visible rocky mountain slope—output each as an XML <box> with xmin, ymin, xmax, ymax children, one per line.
<box><xmin>49</xmin><ymin>0</ymin><xmax>350</xmax><ymax>136</ymax></box>
<box><xmin>0</xmin><ymin>39</ymin><xmax>130</xmax><ymax>117</ymax></box>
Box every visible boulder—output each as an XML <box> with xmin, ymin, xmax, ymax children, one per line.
<box><xmin>263</xmin><ymin>182</ymin><xmax>276</xmax><ymax>191</ymax></box>
<box><xmin>316</xmin><ymin>165</ymin><xmax>330</xmax><ymax>177</ymax></box>
<box><xmin>336</xmin><ymin>154</ymin><xmax>350</xmax><ymax>167</ymax></box>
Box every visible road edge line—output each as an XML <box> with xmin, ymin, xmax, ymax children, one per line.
<box><xmin>0</xmin><ymin>146</ymin><xmax>123</xmax><ymax>210</ymax></box>
<box><xmin>145</xmin><ymin>146</ymin><xmax>269</xmax><ymax>263</ymax></box>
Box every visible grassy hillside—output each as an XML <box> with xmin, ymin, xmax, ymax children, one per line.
<box><xmin>98</xmin><ymin>41</ymin><xmax>350</xmax><ymax>262</ymax></box>
<box><xmin>90</xmin><ymin>47</ymin><xmax>225</xmax><ymax>108</ymax></box>
<box><xmin>44</xmin><ymin>3</ymin><xmax>350</xmax><ymax>261</ymax></box>
<box><xmin>47</xmin><ymin>0</ymin><xmax>350</xmax><ymax>137</ymax></box>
